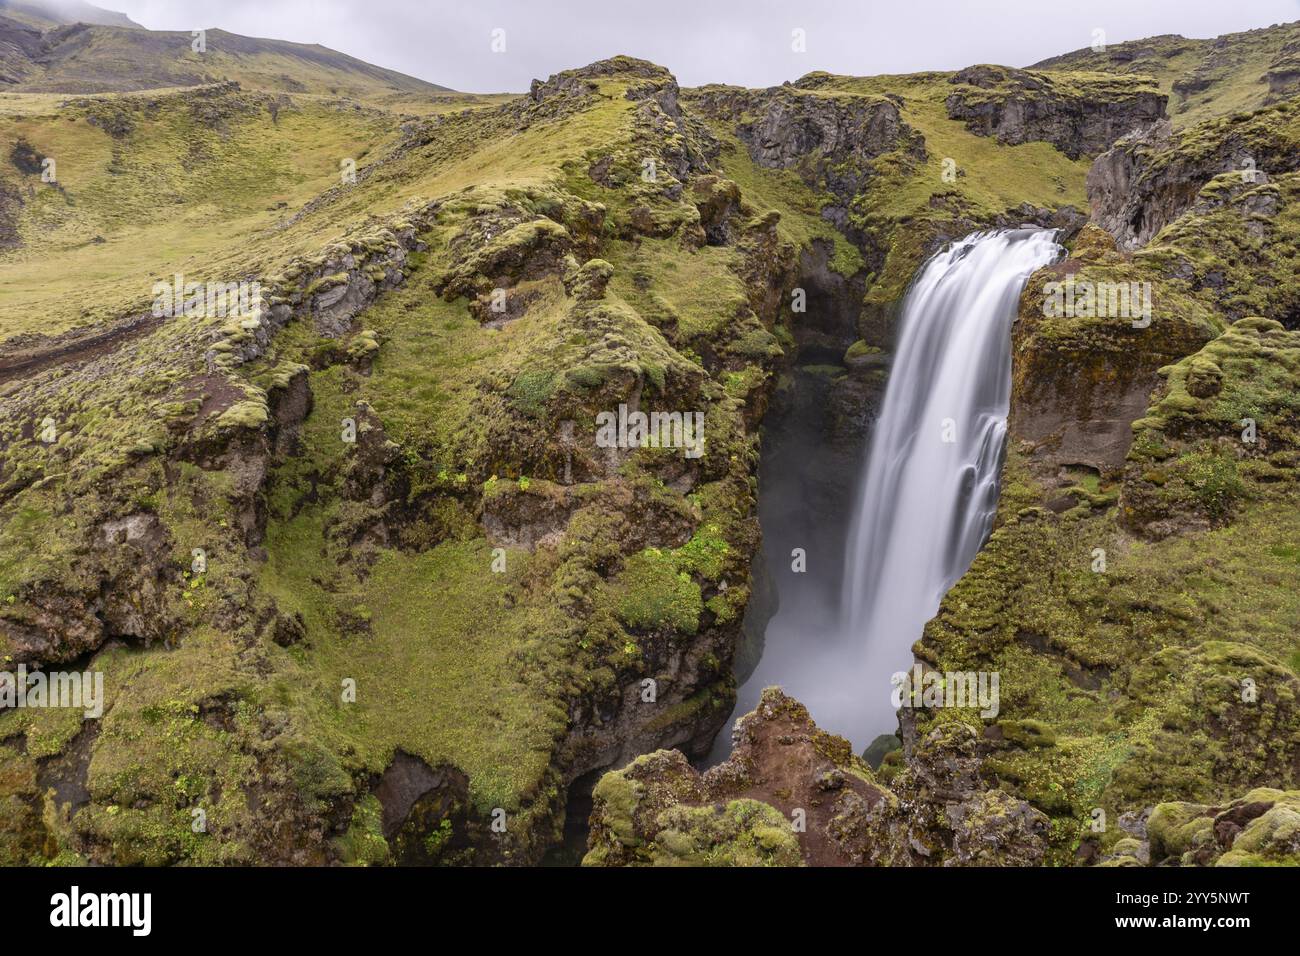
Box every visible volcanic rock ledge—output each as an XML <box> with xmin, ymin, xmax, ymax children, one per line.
<box><xmin>584</xmin><ymin>687</ymin><xmax>1049</xmax><ymax>866</ymax></box>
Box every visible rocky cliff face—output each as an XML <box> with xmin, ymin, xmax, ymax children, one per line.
<box><xmin>685</xmin><ymin>70</ymin><xmax>1100</xmax><ymax>351</ymax></box>
<box><xmin>1032</xmin><ymin>21</ymin><xmax>1300</xmax><ymax>129</ymax></box>
<box><xmin>1015</xmin><ymin>96</ymin><xmax>1300</xmax><ymax>487</ymax></box>
<box><xmin>945</xmin><ymin>65</ymin><xmax>1167</xmax><ymax>159</ymax></box>
<box><xmin>688</xmin><ymin>82</ymin><xmax>925</xmax><ymax>232</ymax></box>
<box><xmin>1088</xmin><ymin>101</ymin><xmax>1300</xmax><ymax>251</ymax></box>
<box><xmin>586</xmin><ymin>22</ymin><xmax>1300</xmax><ymax>870</ymax></box>
<box><xmin>1009</xmin><ymin>224</ymin><xmax>1220</xmax><ymax>478</ymax></box>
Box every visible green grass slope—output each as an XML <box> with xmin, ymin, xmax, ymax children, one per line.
<box><xmin>1</xmin><ymin>22</ymin><xmax>451</xmax><ymax>98</ymax></box>
<box><xmin>1034</xmin><ymin>20</ymin><xmax>1300</xmax><ymax>127</ymax></box>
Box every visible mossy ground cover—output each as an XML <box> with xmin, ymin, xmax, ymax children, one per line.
<box><xmin>0</xmin><ymin>63</ymin><xmax>707</xmax><ymax>864</ymax></box>
<box><xmin>162</xmin><ymin>60</ymin><xmax>803</xmax><ymax>862</ymax></box>
<box><xmin>73</xmin><ymin>628</ymin><xmax>263</xmax><ymax>865</ymax></box>
<box><xmin>248</xmin><ymin>235</ymin><xmax>600</xmax><ymax>840</ymax></box>
<box><xmin>919</xmin><ymin>334</ymin><xmax>1300</xmax><ymax>862</ymax></box>
<box><xmin>930</xmin><ymin>237</ymin><xmax>1300</xmax><ymax>861</ymax></box>
<box><xmin>921</xmin><ymin>183</ymin><xmax>1300</xmax><ymax>857</ymax></box>
<box><xmin>605</xmin><ymin>237</ymin><xmax>751</xmax><ymax>342</ymax></box>
<box><xmin>249</xmin><ymin>229</ymin><xmax>743</xmax><ymax>843</ymax></box>
<box><xmin>0</xmin><ymin>88</ymin><xmax>399</xmax><ymax>339</ymax></box>
<box><xmin>260</xmin><ymin>510</ymin><xmax>569</xmax><ymax>818</ymax></box>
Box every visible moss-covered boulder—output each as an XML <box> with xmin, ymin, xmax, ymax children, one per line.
<box><xmin>584</xmin><ymin>688</ymin><xmax>901</xmax><ymax>866</ymax></box>
<box><xmin>1141</xmin><ymin>789</ymin><xmax>1300</xmax><ymax>865</ymax></box>
<box><xmin>585</xmin><ymin>689</ymin><xmax>1050</xmax><ymax>867</ymax></box>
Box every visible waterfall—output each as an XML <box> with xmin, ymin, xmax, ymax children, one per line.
<box><xmin>711</xmin><ymin>228</ymin><xmax>1062</xmax><ymax>759</ymax></box>
<box><xmin>838</xmin><ymin>227</ymin><xmax>1063</xmax><ymax>737</ymax></box>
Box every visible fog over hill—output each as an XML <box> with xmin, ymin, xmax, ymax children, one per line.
<box><xmin>110</xmin><ymin>0</ymin><xmax>1300</xmax><ymax>92</ymax></box>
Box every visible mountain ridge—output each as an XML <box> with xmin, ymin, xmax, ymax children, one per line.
<box><xmin>0</xmin><ymin>18</ymin><xmax>452</xmax><ymax>96</ymax></box>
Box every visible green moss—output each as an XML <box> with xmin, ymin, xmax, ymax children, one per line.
<box><xmin>920</xmin><ymin>432</ymin><xmax>1300</xmax><ymax>862</ymax></box>
<box><xmin>1148</xmin><ymin>802</ymin><xmax>1215</xmax><ymax>861</ymax></box>
<box><xmin>650</xmin><ymin>799</ymin><xmax>803</xmax><ymax>866</ymax></box>
<box><xmin>614</xmin><ymin>548</ymin><xmax>704</xmax><ymax>635</ymax></box>
<box><xmin>261</xmin><ymin>514</ymin><xmax>569</xmax><ymax>818</ymax></box>
<box><xmin>507</xmin><ymin>369</ymin><xmax>559</xmax><ymax>418</ymax></box>
<box><xmin>305</xmin><ymin>273</ymin><xmax>350</xmax><ymax>296</ymax></box>
<box><xmin>1218</xmin><ymin>801</ymin><xmax>1300</xmax><ymax>865</ymax></box>
<box><xmin>997</xmin><ymin>719</ymin><xmax>1058</xmax><ymax>749</ymax></box>
<box><xmin>214</xmin><ymin>399</ymin><xmax>270</xmax><ymax>431</ymax></box>
<box><xmin>334</xmin><ymin>794</ymin><xmax>391</xmax><ymax>865</ymax></box>
<box><xmin>0</xmin><ymin>88</ymin><xmax>401</xmax><ymax>340</ymax></box>
<box><xmin>0</xmin><ymin>745</ymin><xmax>42</xmax><ymax>864</ymax></box>
<box><xmin>589</xmin><ymin>772</ymin><xmax>642</xmax><ymax>847</ymax></box>
<box><xmin>673</xmin><ymin>522</ymin><xmax>731</xmax><ymax>581</ymax></box>
<box><xmin>844</xmin><ymin>339</ymin><xmax>881</xmax><ymax>361</ymax></box>
<box><xmin>606</xmin><ymin>238</ymin><xmax>751</xmax><ymax>344</ymax></box>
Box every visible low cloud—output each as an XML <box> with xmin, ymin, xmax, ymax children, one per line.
<box><xmin>112</xmin><ymin>0</ymin><xmax>1300</xmax><ymax>93</ymax></box>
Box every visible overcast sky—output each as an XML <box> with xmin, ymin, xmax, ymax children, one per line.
<box><xmin>108</xmin><ymin>0</ymin><xmax>1300</xmax><ymax>93</ymax></box>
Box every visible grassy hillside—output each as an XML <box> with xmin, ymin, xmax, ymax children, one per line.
<box><xmin>1034</xmin><ymin>20</ymin><xmax>1300</xmax><ymax>127</ymax></box>
<box><xmin>0</xmin><ymin>84</ymin><xmax>403</xmax><ymax>339</ymax></box>
<box><xmin>0</xmin><ymin>22</ymin><xmax>451</xmax><ymax>98</ymax></box>
<box><xmin>0</xmin><ymin>81</ymin><xmax>520</xmax><ymax>343</ymax></box>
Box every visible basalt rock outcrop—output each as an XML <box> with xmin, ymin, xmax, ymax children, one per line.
<box><xmin>1032</xmin><ymin>22</ymin><xmax>1300</xmax><ymax>127</ymax></box>
<box><xmin>689</xmin><ymin>82</ymin><xmax>924</xmax><ymax>208</ymax></box>
<box><xmin>1009</xmin><ymin>224</ymin><xmax>1220</xmax><ymax>478</ymax></box>
<box><xmin>1013</xmin><ymin>95</ymin><xmax>1299</xmax><ymax>481</ymax></box>
<box><xmin>687</xmin><ymin>79</ymin><xmax>925</xmax><ymax>250</ymax></box>
<box><xmin>1088</xmin><ymin>100</ymin><xmax>1300</xmax><ymax>251</ymax></box>
<box><xmin>945</xmin><ymin>65</ymin><xmax>1167</xmax><ymax>159</ymax></box>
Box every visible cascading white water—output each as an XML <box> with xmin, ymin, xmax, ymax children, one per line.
<box><xmin>712</xmin><ymin>228</ymin><xmax>1061</xmax><ymax>760</ymax></box>
<box><xmin>839</xmin><ymin>227</ymin><xmax>1062</xmax><ymax>737</ymax></box>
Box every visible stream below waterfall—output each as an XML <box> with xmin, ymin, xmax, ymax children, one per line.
<box><xmin>713</xmin><ymin>228</ymin><xmax>1064</xmax><ymax>758</ymax></box>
